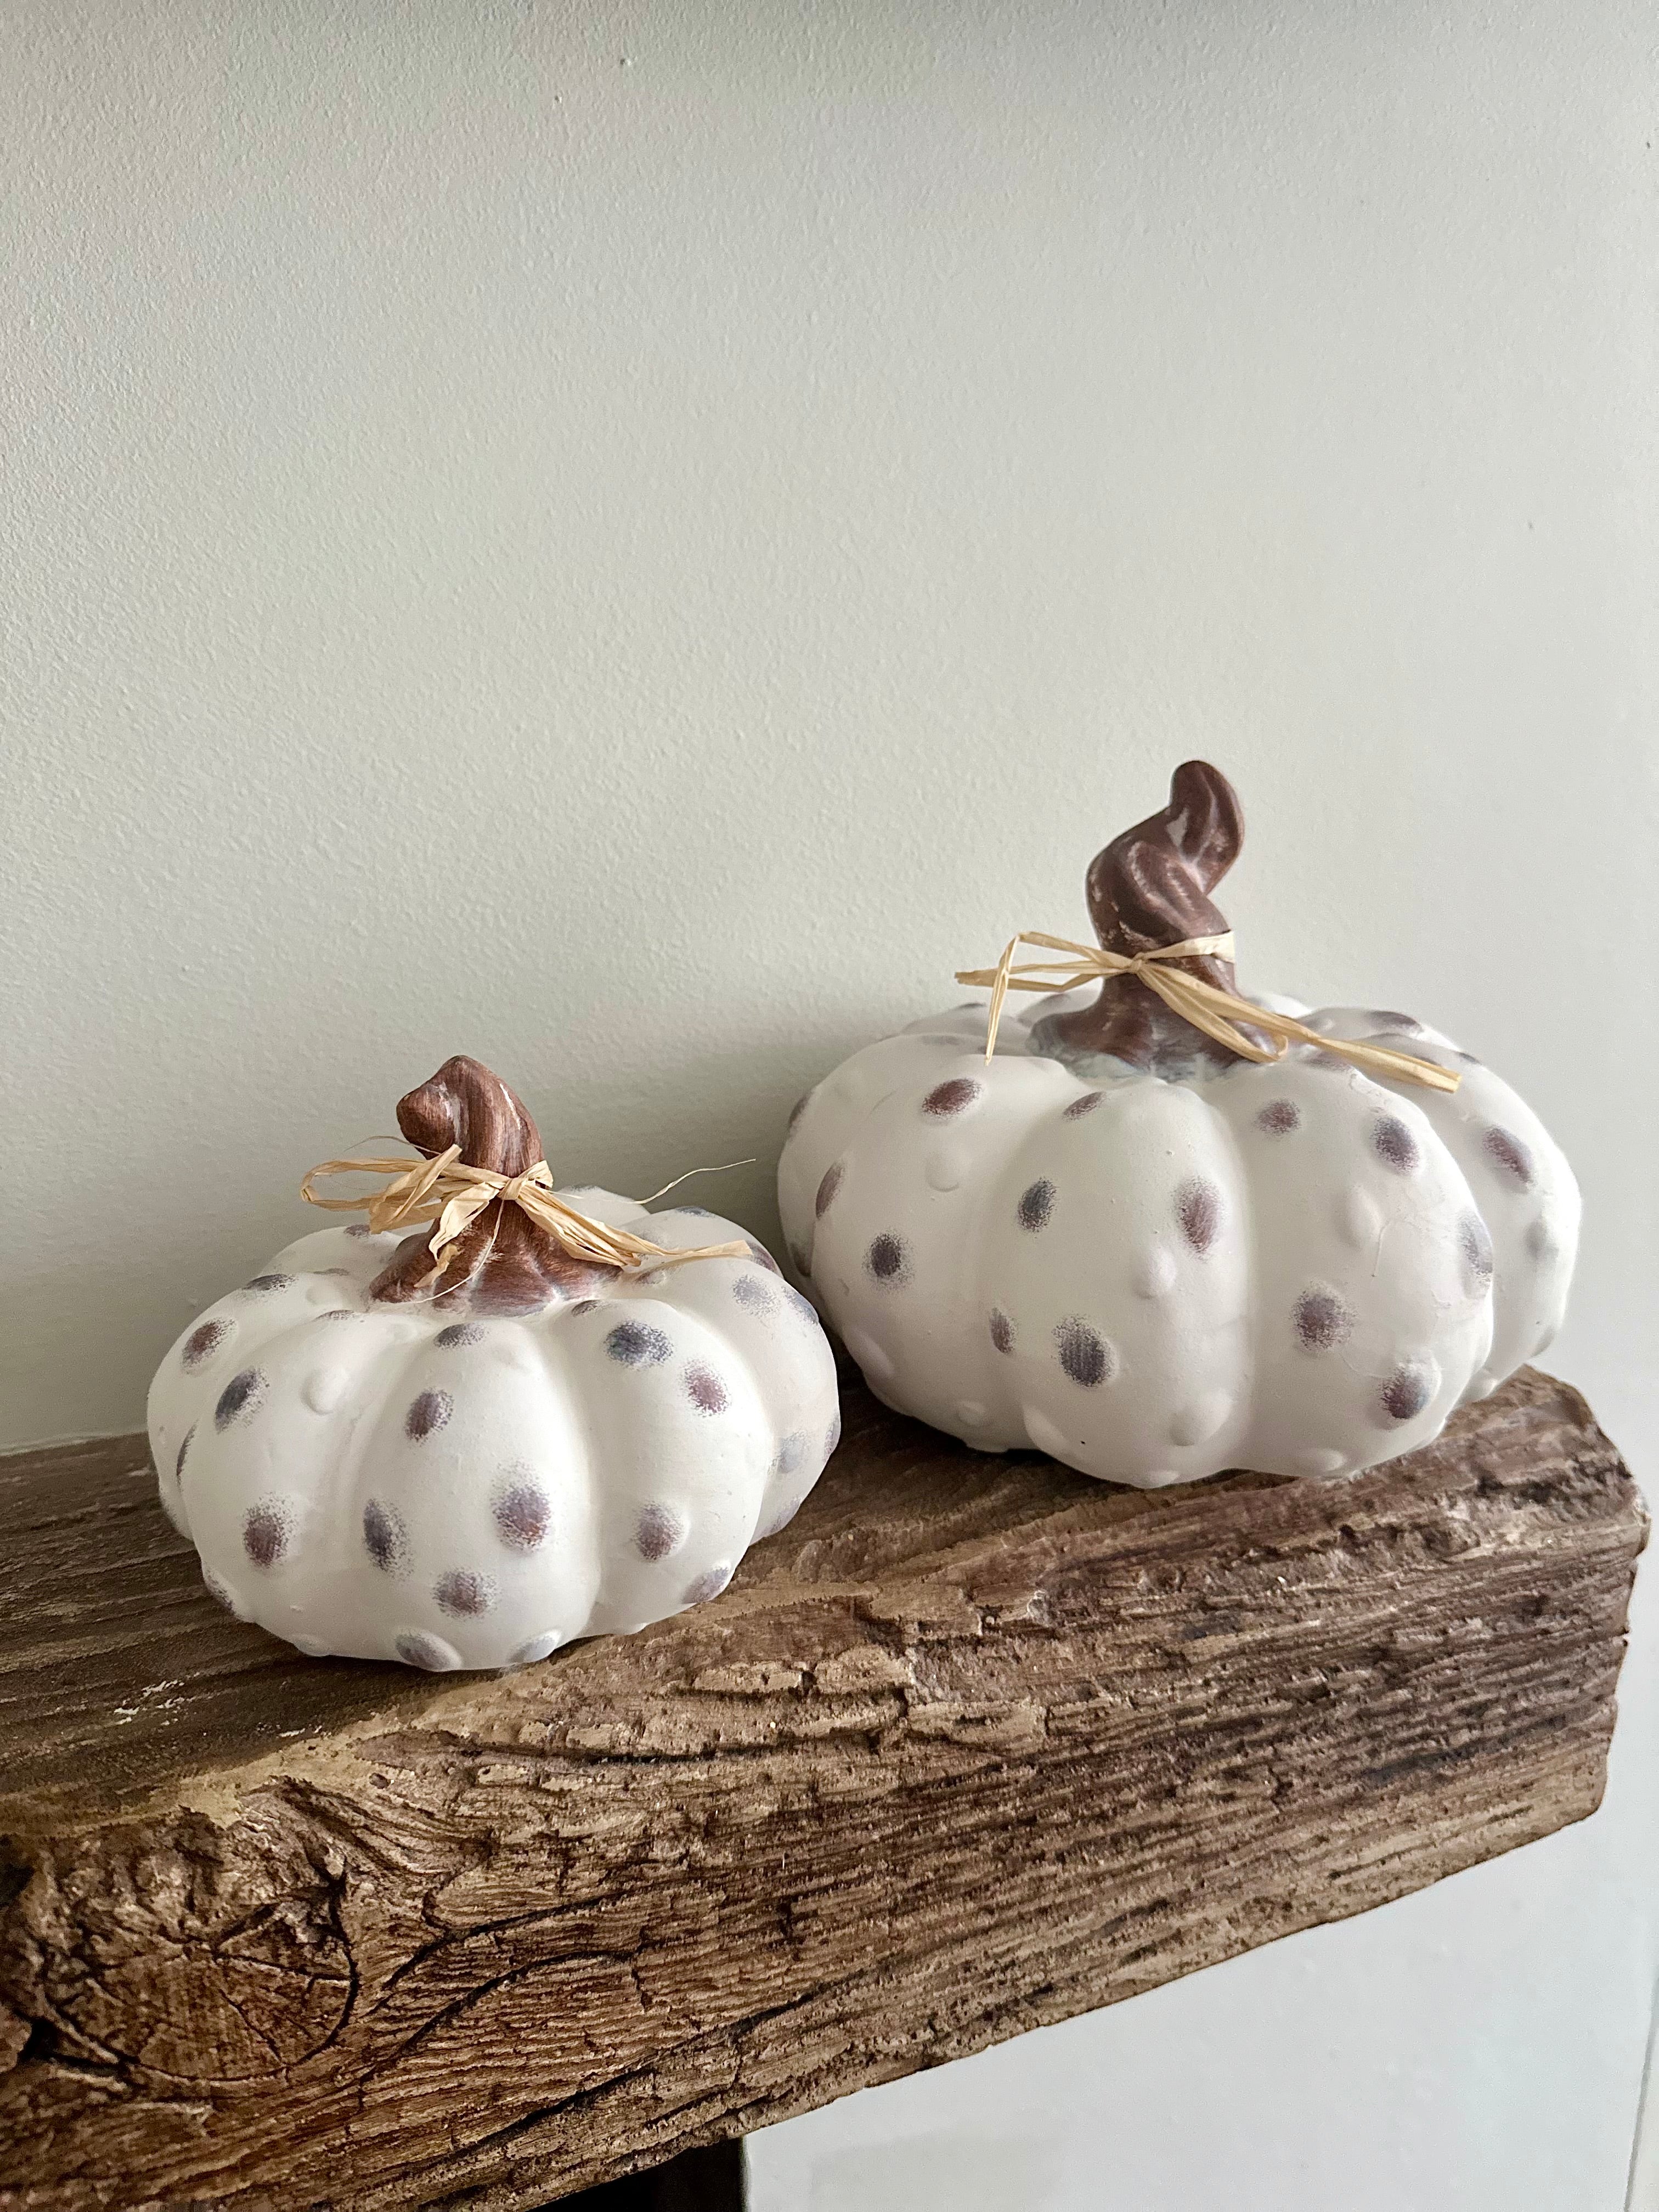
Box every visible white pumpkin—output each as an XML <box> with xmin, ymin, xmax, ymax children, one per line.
<box><xmin>780</xmin><ymin>764</ymin><xmax>1578</xmax><ymax>1487</ymax></box>
<box><xmin>149</xmin><ymin>1058</ymin><xmax>839</xmax><ymax>1669</ymax></box>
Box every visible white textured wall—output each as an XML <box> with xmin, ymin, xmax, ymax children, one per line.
<box><xmin>3</xmin><ymin>3</ymin><xmax>1655</xmax><ymax>2205</ymax></box>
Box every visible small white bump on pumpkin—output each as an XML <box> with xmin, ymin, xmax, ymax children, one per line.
<box><xmin>780</xmin><ymin>764</ymin><xmax>1578</xmax><ymax>1488</ymax></box>
<box><xmin>843</xmin><ymin>1325</ymin><xmax>896</xmax><ymax>1385</ymax></box>
<box><xmin>1131</xmin><ymin>1246</ymin><xmax>1178</xmax><ymax>1300</ymax></box>
<box><xmin>303</xmin><ymin>1367</ymin><xmax>349</xmax><ymax>1414</ymax></box>
<box><xmin>955</xmin><ymin>1400</ymin><xmax>989</xmax><ymax>1427</ymax></box>
<box><xmin>1023</xmin><ymin>1407</ymin><xmax>1073</xmax><ymax>1458</ymax></box>
<box><xmin>1291</xmin><ymin>1446</ymin><xmax>1350</xmax><ymax>1477</ymax></box>
<box><xmin>396</xmin><ymin>1630</ymin><xmax>463</xmax><ymax>1672</ymax></box>
<box><xmin>1170</xmin><ymin>1390</ymin><xmax>1231</xmax><ymax>1448</ymax></box>
<box><xmin>1338</xmin><ymin>1186</ymin><xmax>1385</xmax><ymax>1250</ymax></box>
<box><xmin>925</xmin><ymin>1146</ymin><xmax>967</xmax><ymax>1192</ymax></box>
<box><xmin>683</xmin><ymin>1561</ymin><xmax>733</xmax><ymax>1607</ymax></box>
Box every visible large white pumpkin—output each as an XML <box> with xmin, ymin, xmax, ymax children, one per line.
<box><xmin>149</xmin><ymin>1058</ymin><xmax>839</xmax><ymax>1669</ymax></box>
<box><xmin>780</xmin><ymin>764</ymin><xmax>1578</xmax><ymax>1487</ymax></box>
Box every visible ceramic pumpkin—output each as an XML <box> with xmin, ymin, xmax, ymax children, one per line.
<box><xmin>780</xmin><ymin>763</ymin><xmax>1577</xmax><ymax>1487</ymax></box>
<box><xmin>149</xmin><ymin>1057</ymin><xmax>839</xmax><ymax>1669</ymax></box>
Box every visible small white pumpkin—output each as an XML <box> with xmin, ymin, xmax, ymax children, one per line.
<box><xmin>780</xmin><ymin>764</ymin><xmax>1578</xmax><ymax>1488</ymax></box>
<box><xmin>149</xmin><ymin>1058</ymin><xmax>839</xmax><ymax>1669</ymax></box>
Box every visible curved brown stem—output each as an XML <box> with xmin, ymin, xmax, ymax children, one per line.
<box><xmin>1045</xmin><ymin>760</ymin><xmax>1257</xmax><ymax>1071</ymax></box>
<box><xmin>369</xmin><ymin>1056</ymin><xmax>617</xmax><ymax>1313</ymax></box>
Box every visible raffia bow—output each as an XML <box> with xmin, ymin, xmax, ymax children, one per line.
<box><xmin>300</xmin><ymin>1145</ymin><xmax>751</xmax><ymax>1283</ymax></box>
<box><xmin>955</xmin><ymin>929</ymin><xmax>1462</xmax><ymax>1094</ymax></box>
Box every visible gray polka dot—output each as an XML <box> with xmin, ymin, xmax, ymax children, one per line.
<box><xmin>494</xmin><ymin>1476</ymin><xmax>551</xmax><ymax>1551</ymax></box>
<box><xmin>636</xmin><ymin>1502</ymin><xmax>689</xmax><ymax>1560</ymax></box>
<box><xmin>989</xmin><ymin>1308</ymin><xmax>1014</xmax><ymax>1353</ymax></box>
<box><xmin>435</xmin><ymin>1568</ymin><xmax>493</xmax><ymax>1617</ymax></box>
<box><xmin>686</xmin><ymin>1365</ymin><xmax>729</xmax><ymax>1414</ymax></box>
<box><xmin>1294</xmin><ymin>1287</ymin><xmax>1351</xmax><ymax>1351</ymax></box>
<box><xmin>683</xmin><ymin>1562</ymin><xmax>733</xmax><ymax>1607</ymax></box>
<box><xmin>923</xmin><ymin>1076</ymin><xmax>983</xmax><ymax>1118</ymax></box>
<box><xmin>244</xmin><ymin>1274</ymin><xmax>293</xmax><ymax>1294</ymax></box>
<box><xmin>1483</xmin><ymin>1125</ymin><xmax>1536</xmax><ymax>1189</ymax></box>
<box><xmin>606</xmin><ymin>1319</ymin><xmax>672</xmax><ymax>1367</ymax></box>
<box><xmin>1176</xmin><ymin>1178</ymin><xmax>1221</xmax><ymax>1254</ymax></box>
<box><xmin>815</xmin><ymin>1161</ymin><xmax>845</xmax><ymax>1217</ymax></box>
<box><xmin>215</xmin><ymin>1368</ymin><xmax>266</xmax><ymax>1431</ymax></box>
<box><xmin>744</xmin><ymin>1240</ymin><xmax>782</xmax><ymax>1274</ymax></box>
<box><xmin>242</xmin><ymin>1504</ymin><xmax>289</xmax><ymax>1569</ymax></box>
<box><xmin>183</xmin><ymin>1318</ymin><xmax>233</xmax><ymax>1370</ymax></box>
<box><xmin>1056</xmin><ymin>1318</ymin><xmax>1114</xmax><ymax>1387</ymax></box>
<box><xmin>405</xmin><ymin>1389</ymin><xmax>452</xmax><ymax>1441</ymax></box>
<box><xmin>1018</xmin><ymin>1179</ymin><xmax>1056</xmax><ymax>1232</ymax></box>
<box><xmin>733</xmin><ymin>1273</ymin><xmax>777</xmax><ymax>1316</ymax></box>
<box><xmin>774</xmin><ymin>1432</ymin><xmax>807</xmax><ymax>1475</ymax></box>
<box><xmin>1372</xmin><ymin>1116</ymin><xmax>1420</xmax><ymax>1174</ymax></box>
<box><xmin>1257</xmin><ymin>1099</ymin><xmax>1301</xmax><ymax>1136</ymax></box>
<box><xmin>1379</xmin><ymin>1365</ymin><xmax>1434</xmax><ymax>1423</ymax></box>
<box><xmin>175</xmin><ymin>1424</ymin><xmax>196</xmax><ymax>1481</ymax></box>
<box><xmin>866</xmin><ymin>1233</ymin><xmax>909</xmax><ymax>1283</ymax></box>
<box><xmin>435</xmin><ymin>1323</ymin><xmax>484</xmax><ymax>1348</ymax></box>
<box><xmin>1458</xmin><ymin>1212</ymin><xmax>1494</xmax><ymax>1294</ymax></box>
<box><xmin>568</xmin><ymin>1297</ymin><xmax>602</xmax><ymax>1316</ymax></box>
<box><xmin>1064</xmin><ymin>1091</ymin><xmax>1103</xmax><ymax>1120</ymax></box>
<box><xmin>363</xmin><ymin>1499</ymin><xmax>407</xmax><ymax>1572</ymax></box>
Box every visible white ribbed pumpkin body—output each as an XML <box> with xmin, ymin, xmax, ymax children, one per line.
<box><xmin>779</xmin><ymin>993</ymin><xmax>1577</xmax><ymax>1487</ymax></box>
<box><xmin>148</xmin><ymin>1195</ymin><xmax>839</xmax><ymax>1668</ymax></box>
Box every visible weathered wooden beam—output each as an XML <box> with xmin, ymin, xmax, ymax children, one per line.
<box><xmin>0</xmin><ymin>1367</ymin><xmax>1644</xmax><ymax>2210</ymax></box>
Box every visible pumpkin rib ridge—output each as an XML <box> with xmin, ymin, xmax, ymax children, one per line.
<box><xmin>573</xmin><ymin>1292</ymin><xmax>755</xmax><ymax>1637</ymax></box>
<box><xmin>292</xmin><ymin>1297</ymin><xmax>438</xmax><ymax>1663</ymax></box>
<box><xmin>1192</xmin><ymin>1072</ymin><xmax>1258</xmax><ymax>1482</ymax></box>
<box><xmin>159</xmin><ymin>1280</ymin><xmax>326</xmax><ymax>1604</ymax></box>
<box><xmin>953</xmin><ymin>1063</ymin><xmax>1091</xmax><ymax>1452</ymax></box>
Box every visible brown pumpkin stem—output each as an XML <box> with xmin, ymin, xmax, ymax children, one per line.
<box><xmin>369</xmin><ymin>1055</ymin><xmax>617</xmax><ymax>1313</ymax></box>
<box><xmin>1046</xmin><ymin>760</ymin><xmax>1260</xmax><ymax>1071</ymax></box>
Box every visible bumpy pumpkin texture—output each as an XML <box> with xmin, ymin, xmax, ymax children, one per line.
<box><xmin>779</xmin><ymin>764</ymin><xmax>1578</xmax><ymax>1487</ymax></box>
<box><xmin>149</xmin><ymin>1059</ymin><xmax>839</xmax><ymax>1668</ymax></box>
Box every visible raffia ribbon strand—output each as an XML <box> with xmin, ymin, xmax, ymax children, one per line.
<box><xmin>955</xmin><ymin>930</ymin><xmax>1461</xmax><ymax>1094</ymax></box>
<box><xmin>301</xmin><ymin>1146</ymin><xmax>751</xmax><ymax>1282</ymax></box>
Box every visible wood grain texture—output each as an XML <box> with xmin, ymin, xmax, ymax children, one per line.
<box><xmin>0</xmin><ymin>1367</ymin><xmax>1645</xmax><ymax>2210</ymax></box>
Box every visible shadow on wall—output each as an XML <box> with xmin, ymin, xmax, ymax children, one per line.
<box><xmin>807</xmin><ymin>2134</ymin><xmax>1062</xmax><ymax>2212</ymax></box>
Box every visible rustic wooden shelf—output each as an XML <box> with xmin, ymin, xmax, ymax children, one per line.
<box><xmin>0</xmin><ymin>1365</ymin><xmax>1645</xmax><ymax>2210</ymax></box>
